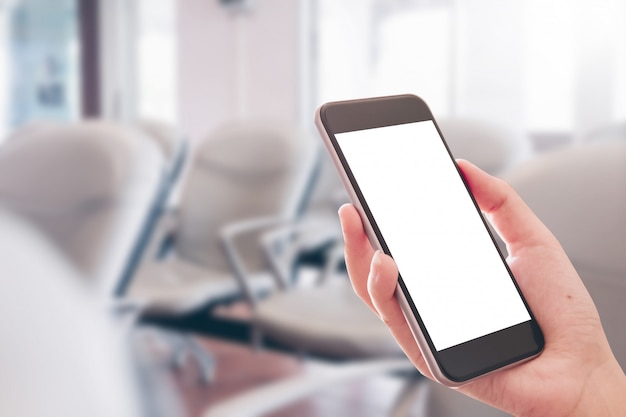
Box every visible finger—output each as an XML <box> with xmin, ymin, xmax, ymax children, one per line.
<box><xmin>338</xmin><ymin>204</ymin><xmax>376</xmax><ymax>311</ymax></box>
<box><xmin>456</xmin><ymin>160</ymin><xmax>559</xmax><ymax>253</ymax></box>
<box><xmin>368</xmin><ymin>251</ymin><xmax>432</xmax><ymax>377</ymax></box>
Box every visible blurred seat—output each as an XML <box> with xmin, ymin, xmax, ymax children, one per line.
<box><xmin>582</xmin><ymin>120</ymin><xmax>626</xmax><ymax>144</ymax></box>
<box><xmin>437</xmin><ymin>118</ymin><xmax>531</xmax><ymax>176</ymax></box>
<box><xmin>113</xmin><ymin>120</ymin><xmax>190</xmax><ymax>296</ymax></box>
<box><xmin>0</xmin><ymin>207</ymin><xmax>185</xmax><ymax>417</ymax></box>
<box><xmin>254</xmin><ymin>221</ymin><xmax>400</xmax><ymax>357</ymax></box>
<box><xmin>126</xmin><ymin>120</ymin><xmax>320</xmax><ymax>383</ymax></box>
<box><xmin>304</xmin><ymin>143</ymin><xmax>349</xmax><ymax>215</ymax></box>
<box><xmin>128</xmin><ymin>119</ymin><xmax>319</xmax><ymax>316</ymax></box>
<box><xmin>0</xmin><ymin>121</ymin><xmax>166</xmax><ymax>297</ymax></box>
<box><xmin>138</xmin><ymin>119</ymin><xmax>189</xmax><ymax>186</ymax></box>
<box><xmin>2</xmin><ymin>120</ymin><xmax>58</xmax><ymax>143</ymax></box>
<box><xmin>0</xmin><ymin>207</ymin><xmax>141</xmax><ymax>417</ymax></box>
<box><xmin>504</xmin><ymin>140</ymin><xmax>626</xmax><ymax>367</ymax></box>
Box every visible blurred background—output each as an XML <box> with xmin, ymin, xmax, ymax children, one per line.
<box><xmin>0</xmin><ymin>1</ymin><xmax>624</xmax><ymax>416</ymax></box>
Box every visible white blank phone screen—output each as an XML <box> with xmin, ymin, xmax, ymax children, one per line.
<box><xmin>336</xmin><ymin>121</ymin><xmax>530</xmax><ymax>351</ymax></box>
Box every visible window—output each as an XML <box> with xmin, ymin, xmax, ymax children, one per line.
<box><xmin>315</xmin><ymin>0</ymin><xmax>453</xmax><ymax>117</ymax></box>
<box><xmin>136</xmin><ymin>0</ymin><xmax>178</xmax><ymax>124</ymax></box>
<box><xmin>312</xmin><ymin>0</ymin><xmax>626</xmax><ymax>144</ymax></box>
<box><xmin>0</xmin><ymin>0</ymin><xmax>80</xmax><ymax>141</ymax></box>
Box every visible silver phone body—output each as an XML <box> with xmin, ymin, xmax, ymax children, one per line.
<box><xmin>314</xmin><ymin>96</ymin><xmax>542</xmax><ymax>387</ymax></box>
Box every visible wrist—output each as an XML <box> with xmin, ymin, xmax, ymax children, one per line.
<box><xmin>570</xmin><ymin>358</ymin><xmax>626</xmax><ymax>417</ymax></box>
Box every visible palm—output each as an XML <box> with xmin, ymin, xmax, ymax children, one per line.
<box><xmin>463</xmin><ymin>244</ymin><xmax>606</xmax><ymax>417</ymax></box>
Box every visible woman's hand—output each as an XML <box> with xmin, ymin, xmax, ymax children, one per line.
<box><xmin>339</xmin><ymin>160</ymin><xmax>626</xmax><ymax>417</ymax></box>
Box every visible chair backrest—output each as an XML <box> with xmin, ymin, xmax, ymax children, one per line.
<box><xmin>175</xmin><ymin>120</ymin><xmax>318</xmax><ymax>273</ymax></box>
<box><xmin>505</xmin><ymin>141</ymin><xmax>626</xmax><ymax>367</ymax></box>
<box><xmin>138</xmin><ymin>119</ymin><xmax>188</xmax><ymax>185</ymax></box>
<box><xmin>304</xmin><ymin>148</ymin><xmax>350</xmax><ymax>217</ymax></box>
<box><xmin>112</xmin><ymin>120</ymin><xmax>190</xmax><ymax>296</ymax></box>
<box><xmin>2</xmin><ymin>120</ymin><xmax>58</xmax><ymax>143</ymax></box>
<box><xmin>437</xmin><ymin>117</ymin><xmax>531</xmax><ymax>176</ymax></box>
<box><xmin>0</xmin><ymin>208</ymin><xmax>141</xmax><ymax>417</ymax></box>
<box><xmin>0</xmin><ymin>121</ymin><xmax>166</xmax><ymax>296</ymax></box>
<box><xmin>583</xmin><ymin>121</ymin><xmax>626</xmax><ymax>144</ymax></box>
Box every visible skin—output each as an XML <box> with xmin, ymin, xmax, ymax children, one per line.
<box><xmin>338</xmin><ymin>159</ymin><xmax>626</xmax><ymax>417</ymax></box>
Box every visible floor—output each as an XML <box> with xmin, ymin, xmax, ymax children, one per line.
<box><xmin>144</xmin><ymin>271</ymin><xmax>424</xmax><ymax>417</ymax></box>
<box><xmin>168</xmin><ymin>336</ymin><xmax>420</xmax><ymax>417</ymax></box>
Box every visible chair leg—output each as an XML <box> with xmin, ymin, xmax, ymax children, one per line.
<box><xmin>187</xmin><ymin>335</ymin><xmax>216</xmax><ymax>385</ymax></box>
<box><xmin>170</xmin><ymin>337</ymin><xmax>189</xmax><ymax>369</ymax></box>
<box><xmin>387</xmin><ymin>373</ymin><xmax>429</xmax><ymax>417</ymax></box>
<box><xmin>155</xmin><ymin>329</ymin><xmax>215</xmax><ymax>385</ymax></box>
<box><xmin>131</xmin><ymin>324</ymin><xmax>216</xmax><ymax>384</ymax></box>
<box><xmin>251</xmin><ymin>324</ymin><xmax>263</xmax><ymax>352</ymax></box>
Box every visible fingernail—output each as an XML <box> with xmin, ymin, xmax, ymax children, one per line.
<box><xmin>370</xmin><ymin>250</ymin><xmax>383</xmax><ymax>276</ymax></box>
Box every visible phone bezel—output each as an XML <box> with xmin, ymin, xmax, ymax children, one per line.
<box><xmin>316</xmin><ymin>94</ymin><xmax>544</xmax><ymax>386</ymax></box>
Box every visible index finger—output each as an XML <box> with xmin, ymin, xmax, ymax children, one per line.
<box><xmin>338</xmin><ymin>204</ymin><xmax>376</xmax><ymax>311</ymax></box>
<box><xmin>456</xmin><ymin>160</ymin><xmax>560</xmax><ymax>254</ymax></box>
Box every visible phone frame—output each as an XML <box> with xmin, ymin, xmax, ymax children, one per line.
<box><xmin>315</xmin><ymin>94</ymin><xmax>544</xmax><ymax>387</ymax></box>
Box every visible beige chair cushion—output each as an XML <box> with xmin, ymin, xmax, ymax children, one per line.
<box><xmin>505</xmin><ymin>141</ymin><xmax>626</xmax><ymax>277</ymax></box>
<box><xmin>437</xmin><ymin>118</ymin><xmax>531</xmax><ymax>175</ymax></box>
<box><xmin>139</xmin><ymin>119</ymin><xmax>179</xmax><ymax>161</ymax></box>
<box><xmin>255</xmin><ymin>281</ymin><xmax>403</xmax><ymax>359</ymax></box>
<box><xmin>0</xmin><ymin>121</ymin><xmax>165</xmax><ymax>295</ymax></box>
<box><xmin>129</xmin><ymin>258</ymin><xmax>274</xmax><ymax>315</ymax></box>
<box><xmin>175</xmin><ymin>120</ymin><xmax>317</xmax><ymax>272</ymax></box>
<box><xmin>505</xmin><ymin>141</ymin><xmax>626</xmax><ymax>367</ymax></box>
<box><xmin>583</xmin><ymin>121</ymin><xmax>626</xmax><ymax>144</ymax></box>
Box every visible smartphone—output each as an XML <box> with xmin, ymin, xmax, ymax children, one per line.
<box><xmin>315</xmin><ymin>94</ymin><xmax>544</xmax><ymax>387</ymax></box>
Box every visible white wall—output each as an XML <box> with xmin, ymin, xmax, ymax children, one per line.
<box><xmin>177</xmin><ymin>0</ymin><xmax>301</xmax><ymax>141</ymax></box>
<box><xmin>0</xmin><ymin>10</ymin><xmax>9</xmax><ymax>141</ymax></box>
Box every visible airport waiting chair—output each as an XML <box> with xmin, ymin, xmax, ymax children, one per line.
<box><xmin>0</xmin><ymin>207</ymin><xmax>141</xmax><ymax>417</ymax></box>
<box><xmin>437</xmin><ymin>118</ymin><xmax>532</xmax><ymax>176</ymax></box>
<box><xmin>0</xmin><ymin>121</ymin><xmax>166</xmax><ymax>298</ymax></box>
<box><xmin>126</xmin><ymin>120</ymin><xmax>320</xmax><ymax>380</ymax></box>
<box><xmin>2</xmin><ymin>120</ymin><xmax>57</xmax><ymax>143</ymax></box>
<box><xmin>0</xmin><ymin>207</ymin><xmax>184</xmax><ymax>417</ymax></box>
<box><xmin>127</xmin><ymin>120</ymin><xmax>319</xmax><ymax>315</ymax></box>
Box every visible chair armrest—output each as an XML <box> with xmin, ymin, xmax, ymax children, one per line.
<box><xmin>318</xmin><ymin>240</ymin><xmax>345</xmax><ymax>284</ymax></box>
<box><xmin>260</xmin><ymin>218</ymin><xmax>341</xmax><ymax>289</ymax></box>
<box><xmin>143</xmin><ymin>205</ymin><xmax>180</xmax><ymax>261</ymax></box>
<box><xmin>220</xmin><ymin>216</ymin><xmax>291</xmax><ymax>306</ymax></box>
<box><xmin>114</xmin><ymin>202</ymin><xmax>181</xmax><ymax>297</ymax></box>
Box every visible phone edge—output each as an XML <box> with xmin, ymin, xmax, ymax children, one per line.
<box><xmin>314</xmin><ymin>100</ymin><xmax>543</xmax><ymax>388</ymax></box>
<box><xmin>315</xmin><ymin>104</ymin><xmax>461</xmax><ymax>387</ymax></box>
